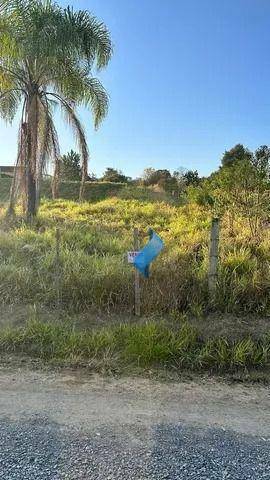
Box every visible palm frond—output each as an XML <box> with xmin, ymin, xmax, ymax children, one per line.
<box><xmin>51</xmin><ymin>67</ymin><xmax>109</xmax><ymax>129</ymax></box>
<box><xmin>0</xmin><ymin>88</ymin><xmax>22</xmax><ymax>122</ymax></box>
<box><xmin>38</xmin><ymin>94</ymin><xmax>61</xmax><ymax>199</ymax></box>
<box><xmin>64</xmin><ymin>7</ymin><xmax>113</xmax><ymax>69</ymax></box>
<box><xmin>47</xmin><ymin>113</ymin><xmax>61</xmax><ymax>200</ymax></box>
<box><xmin>84</xmin><ymin>77</ymin><xmax>109</xmax><ymax>129</ymax></box>
<box><xmin>49</xmin><ymin>93</ymin><xmax>89</xmax><ymax>200</ymax></box>
<box><xmin>8</xmin><ymin>98</ymin><xmax>27</xmax><ymax>213</ymax></box>
<box><xmin>0</xmin><ymin>0</ymin><xmax>36</xmax><ymax>14</ymax></box>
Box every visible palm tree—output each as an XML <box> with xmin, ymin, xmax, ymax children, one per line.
<box><xmin>0</xmin><ymin>0</ymin><xmax>112</xmax><ymax>217</ymax></box>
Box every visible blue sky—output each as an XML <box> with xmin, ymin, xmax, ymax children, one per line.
<box><xmin>1</xmin><ymin>0</ymin><xmax>270</xmax><ymax>178</ymax></box>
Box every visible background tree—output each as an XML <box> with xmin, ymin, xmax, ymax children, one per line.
<box><xmin>101</xmin><ymin>167</ymin><xmax>129</xmax><ymax>183</ymax></box>
<box><xmin>206</xmin><ymin>145</ymin><xmax>270</xmax><ymax>237</ymax></box>
<box><xmin>60</xmin><ymin>150</ymin><xmax>82</xmax><ymax>181</ymax></box>
<box><xmin>87</xmin><ymin>172</ymin><xmax>98</xmax><ymax>182</ymax></box>
<box><xmin>252</xmin><ymin>145</ymin><xmax>270</xmax><ymax>176</ymax></box>
<box><xmin>142</xmin><ymin>168</ymin><xmax>157</xmax><ymax>185</ymax></box>
<box><xmin>0</xmin><ymin>0</ymin><xmax>112</xmax><ymax>217</ymax></box>
<box><xmin>221</xmin><ymin>144</ymin><xmax>252</xmax><ymax>167</ymax></box>
<box><xmin>142</xmin><ymin>168</ymin><xmax>171</xmax><ymax>187</ymax></box>
<box><xmin>141</xmin><ymin>167</ymin><xmax>200</xmax><ymax>194</ymax></box>
<box><xmin>182</xmin><ymin>169</ymin><xmax>200</xmax><ymax>186</ymax></box>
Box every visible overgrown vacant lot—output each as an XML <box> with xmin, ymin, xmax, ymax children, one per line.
<box><xmin>0</xmin><ymin>194</ymin><xmax>270</xmax><ymax>374</ymax></box>
<box><xmin>0</xmin><ymin>194</ymin><xmax>270</xmax><ymax>316</ymax></box>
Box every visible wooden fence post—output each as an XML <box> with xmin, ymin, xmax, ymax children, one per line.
<box><xmin>55</xmin><ymin>227</ymin><xmax>62</xmax><ymax>309</ymax></box>
<box><xmin>133</xmin><ymin>228</ymin><xmax>141</xmax><ymax>316</ymax></box>
<box><xmin>208</xmin><ymin>217</ymin><xmax>220</xmax><ymax>298</ymax></box>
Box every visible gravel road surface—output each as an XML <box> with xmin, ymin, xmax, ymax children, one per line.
<box><xmin>0</xmin><ymin>367</ymin><xmax>269</xmax><ymax>479</ymax></box>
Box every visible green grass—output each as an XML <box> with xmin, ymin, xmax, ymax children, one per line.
<box><xmin>0</xmin><ymin>318</ymin><xmax>269</xmax><ymax>372</ymax></box>
<box><xmin>0</xmin><ymin>190</ymin><xmax>270</xmax><ymax>315</ymax></box>
<box><xmin>0</xmin><ymin>179</ymin><xmax>269</xmax><ymax>376</ymax></box>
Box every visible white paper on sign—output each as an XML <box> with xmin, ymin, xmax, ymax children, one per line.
<box><xmin>127</xmin><ymin>251</ymin><xmax>139</xmax><ymax>264</ymax></box>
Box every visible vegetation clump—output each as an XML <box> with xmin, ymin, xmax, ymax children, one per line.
<box><xmin>0</xmin><ymin>184</ymin><xmax>270</xmax><ymax>316</ymax></box>
<box><xmin>0</xmin><ymin>318</ymin><xmax>269</xmax><ymax>374</ymax></box>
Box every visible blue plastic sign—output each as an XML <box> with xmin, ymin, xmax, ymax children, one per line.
<box><xmin>134</xmin><ymin>229</ymin><xmax>164</xmax><ymax>278</ymax></box>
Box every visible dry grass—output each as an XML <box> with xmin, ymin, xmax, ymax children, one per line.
<box><xmin>0</xmin><ymin>194</ymin><xmax>269</xmax><ymax>316</ymax></box>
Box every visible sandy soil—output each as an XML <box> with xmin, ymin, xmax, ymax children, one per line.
<box><xmin>0</xmin><ymin>365</ymin><xmax>269</xmax><ymax>437</ymax></box>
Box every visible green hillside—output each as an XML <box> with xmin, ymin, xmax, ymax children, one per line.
<box><xmin>0</xmin><ymin>177</ymin><xmax>175</xmax><ymax>204</ymax></box>
<box><xmin>0</xmin><ymin>177</ymin><xmax>12</xmax><ymax>203</ymax></box>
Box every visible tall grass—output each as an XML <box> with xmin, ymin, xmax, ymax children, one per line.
<box><xmin>0</xmin><ymin>319</ymin><xmax>269</xmax><ymax>371</ymax></box>
<box><xmin>0</xmin><ymin>197</ymin><xmax>270</xmax><ymax>314</ymax></box>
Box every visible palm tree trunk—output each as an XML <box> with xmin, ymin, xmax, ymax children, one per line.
<box><xmin>26</xmin><ymin>93</ymin><xmax>38</xmax><ymax>219</ymax></box>
<box><xmin>8</xmin><ymin>106</ymin><xmax>27</xmax><ymax>216</ymax></box>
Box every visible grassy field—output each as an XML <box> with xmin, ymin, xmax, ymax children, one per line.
<box><xmin>0</xmin><ymin>182</ymin><xmax>270</xmax><ymax>374</ymax></box>
<box><xmin>0</xmin><ymin>189</ymin><xmax>270</xmax><ymax>315</ymax></box>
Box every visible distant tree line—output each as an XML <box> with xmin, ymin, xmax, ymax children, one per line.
<box><xmin>59</xmin><ymin>144</ymin><xmax>270</xmax><ymax>237</ymax></box>
<box><xmin>59</xmin><ymin>150</ymin><xmax>201</xmax><ymax>196</ymax></box>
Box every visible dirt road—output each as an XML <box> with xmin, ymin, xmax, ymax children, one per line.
<box><xmin>0</xmin><ymin>367</ymin><xmax>269</xmax><ymax>479</ymax></box>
